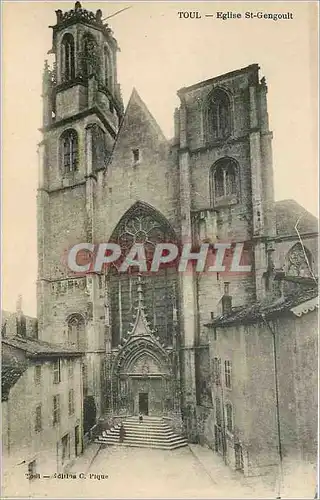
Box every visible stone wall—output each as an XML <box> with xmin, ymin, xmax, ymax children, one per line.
<box><xmin>2</xmin><ymin>356</ymin><xmax>83</xmax><ymax>489</ymax></box>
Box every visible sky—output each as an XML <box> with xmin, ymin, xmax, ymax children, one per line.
<box><xmin>2</xmin><ymin>1</ymin><xmax>318</xmax><ymax>316</ymax></box>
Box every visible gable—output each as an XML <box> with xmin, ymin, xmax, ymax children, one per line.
<box><xmin>108</xmin><ymin>88</ymin><xmax>168</xmax><ymax>168</ymax></box>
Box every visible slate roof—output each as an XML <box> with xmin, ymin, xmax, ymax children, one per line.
<box><xmin>2</xmin><ymin>336</ymin><xmax>83</xmax><ymax>358</ymax></box>
<box><xmin>206</xmin><ymin>287</ymin><xmax>318</xmax><ymax>327</ymax></box>
<box><xmin>275</xmin><ymin>199</ymin><xmax>318</xmax><ymax>237</ymax></box>
<box><xmin>108</xmin><ymin>87</ymin><xmax>167</xmax><ymax>164</ymax></box>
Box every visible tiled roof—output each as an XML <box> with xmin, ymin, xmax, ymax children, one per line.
<box><xmin>2</xmin><ymin>362</ymin><xmax>27</xmax><ymax>401</ymax></box>
<box><xmin>207</xmin><ymin>287</ymin><xmax>318</xmax><ymax>327</ymax></box>
<box><xmin>2</xmin><ymin>336</ymin><xmax>83</xmax><ymax>358</ymax></box>
<box><xmin>275</xmin><ymin>199</ymin><xmax>318</xmax><ymax>236</ymax></box>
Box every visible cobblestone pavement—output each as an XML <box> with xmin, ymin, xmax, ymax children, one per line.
<box><xmin>6</xmin><ymin>444</ymin><xmax>316</xmax><ymax>498</ymax></box>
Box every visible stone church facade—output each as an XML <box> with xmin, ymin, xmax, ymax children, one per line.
<box><xmin>37</xmin><ymin>2</ymin><xmax>318</xmax><ymax>448</ymax></box>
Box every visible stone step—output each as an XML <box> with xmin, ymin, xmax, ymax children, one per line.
<box><xmin>96</xmin><ymin>436</ymin><xmax>188</xmax><ymax>447</ymax></box>
<box><xmin>111</xmin><ymin>427</ymin><xmax>174</xmax><ymax>434</ymax></box>
<box><xmin>97</xmin><ymin>416</ymin><xmax>187</xmax><ymax>451</ymax></box>
<box><xmin>126</xmin><ymin>416</ymin><xmax>163</xmax><ymax>420</ymax></box>
<box><xmin>98</xmin><ymin>435</ymin><xmax>187</xmax><ymax>445</ymax></box>
<box><xmin>95</xmin><ymin>439</ymin><xmax>188</xmax><ymax>450</ymax></box>
<box><xmin>122</xmin><ymin>420</ymin><xmax>169</xmax><ymax>425</ymax></box>
<box><xmin>120</xmin><ymin>426</ymin><xmax>173</xmax><ymax>432</ymax></box>
<box><xmin>102</xmin><ymin>427</ymin><xmax>176</xmax><ymax>437</ymax></box>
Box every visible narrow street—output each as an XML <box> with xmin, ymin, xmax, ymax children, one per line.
<box><xmin>3</xmin><ymin>443</ymin><xmax>316</xmax><ymax>499</ymax></box>
<box><xmin>15</xmin><ymin>444</ymin><xmax>273</xmax><ymax>499</ymax></box>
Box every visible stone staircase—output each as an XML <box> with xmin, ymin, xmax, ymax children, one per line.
<box><xmin>95</xmin><ymin>416</ymin><xmax>188</xmax><ymax>450</ymax></box>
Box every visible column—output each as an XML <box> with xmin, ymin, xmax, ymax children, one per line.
<box><xmin>178</xmin><ymin>96</ymin><xmax>198</xmax><ymax>441</ymax></box>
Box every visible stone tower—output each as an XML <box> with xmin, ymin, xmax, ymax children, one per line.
<box><xmin>37</xmin><ymin>3</ymin><xmax>277</xmax><ymax>440</ymax></box>
<box><xmin>173</xmin><ymin>65</ymin><xmax>276</xmax><ymax>431</ymax></box>
<box><xmin>37</xmin><ymin>2</ymin><xmax>124</xmax><ymax>419</ymax></box>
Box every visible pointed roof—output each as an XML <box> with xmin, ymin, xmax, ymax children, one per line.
<box><xmin>127</xmin><ymin>274</ymin><xmax>156</xmax><ymax>338</ymax></box>
<box><xmin>111</xmin><ymin>276</ymin><xmax>172</xmax><ymax>376</ymax></box>
<box><xmin>128</xmin><ymin>88</ymin><xmax>167</xmax><ymax>141</ymax></box>
<box><xmin>108</xmin><ymin>88</ymin><xmax>167</xmax><ymax>162</ymax></box>
<box><xmin>275</xmin><ymin>200</ymin><xmax>318</xmax><ymax>236</ymax></box>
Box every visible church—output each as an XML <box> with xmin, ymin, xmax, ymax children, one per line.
<box><xmin>37</xmin><ymin>2</ymin><xmax>318</xmax><ymax>472</ymax></box>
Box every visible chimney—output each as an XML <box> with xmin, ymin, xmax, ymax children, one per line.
<box><xmin>222</xmin><ymin>282</ymin><xmax>232</xmax><ymax>314</ymax></box>
<box><xmin>16</xmin><ymin>294</ymin><xmax>23</xmax><ymax>316</ymax></box>
<box><xmin>16</xmin><ymin>294</ymin><xmax>27</xmax><ymax>338</ymax></box>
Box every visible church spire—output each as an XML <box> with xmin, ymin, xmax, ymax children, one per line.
<box><xmin>136</xmin><ymin>274</ymin><xmax>145</xmax><ymax>311</ymax></box>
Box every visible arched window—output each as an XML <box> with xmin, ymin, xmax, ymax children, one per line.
<box><xmin>285</xmin><ymin>243</ymin><xmax>314</xmax><ymax>278</ymax></box>
<box><xmin>103</xmin><ymin>45</ymin><xmax>113</xmax><ymax>89</ymax></box>
<box><xmin>82</xmin><ymin>33</ymin><xmax>98</xmax><ymax>80</ymax></box>
<box><xmin>90</xmin><ymin>124</ymin><xmax>108</xmax><ymax>170</ymax></box>
<box><xmin>67</xmin><ymin>314</ymin><xmax>85</xmax><ymax>348</ymax></box>
<box><xmin>225</xmin><ymin>402</ymin><xmax>233</xmax><ymax>433</ymax></box>
<box><xmin>61</xmin><ymin>34</ymin><xmax>75</xmax><ymax>82</ymax></box>
<box><xmin>211</xmin><ymin>158</ymin><xmax>238</xmax><ymax>206</ymax></box>
<box><xmin>207</xmin><ymin>88</ymin><xmax>231</xmax><ymax>140</ymax></box>
<box><xmin>108</xmin><ymin>203</ymin><xmax>178</xmax><ymax>348</ymax></box>
<box><xmin>61</xmin><ymin>129</ymin><xmax>78</xmax><ymax>173</ymax></box>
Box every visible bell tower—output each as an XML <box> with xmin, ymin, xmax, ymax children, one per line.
<box><xmin>43</xmin><ymin>1</ymin><xmax>123</xmax><ymax>132</ymax></box>
<box><xmin>37</xmin><ymin>3</ymin><xmax>124</xmax><ymax>420</ymax></box>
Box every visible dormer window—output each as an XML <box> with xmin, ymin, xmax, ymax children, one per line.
<box><xmin>61</xmin><ymin>129</ymin><xmax>78</xmax><ymax>173</ymax></box>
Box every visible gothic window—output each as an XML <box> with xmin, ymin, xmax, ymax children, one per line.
<box><xmin>61</xmin><ymin>34</ymin><xmax>75</xmax><ymax>82</ymax></box>
<box><xmin>61</xmin><ymin>129</ymin><xmax>78</xmax><ymax>173</ymax></box>
<box><xmin>90</xmin><ymin>124</ymin><xmax>108</xmax><ymax>170</ymax></box>
<box><xmin>108</xmin><ymin>203</ymin><xmax>178</xmax><ymax>348</ymax></box>
<box><xmin>82</xmin><ymin>33</ymin><xmax>99</xmax><ymax>80</ymax></box>
<box><xmin>285</xmin><ymin>243</ymin><xmax>313</xmax><ymax>278</ymax></box>
<box><xmin>67</xmin><ymin>314</ymin><xmax>85</xmax><ymax>348</ymax></box>
<box><xmin>103</xmin><ymin>45</ymin><xmax>113</xmax><ymax>89</ymax></box>
<box><xmin>207</xmin><ymin>88</ymin><xmax>231</xmax><ymax>141</ymax></box>
<box><xmin>211</xmin><ymin>158</ymin><xmax>238</xmax><ymax>206</ymax></box>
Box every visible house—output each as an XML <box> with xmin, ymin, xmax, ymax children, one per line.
<box><xmin>2</xmin><ymin>306</ymin><xmax>83</xmax><ymax>494</ymax></box>
<box><xmin>204</xmin><ymin>277</ymin><xmax>318</xmax><ymax>479</ymax></box>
